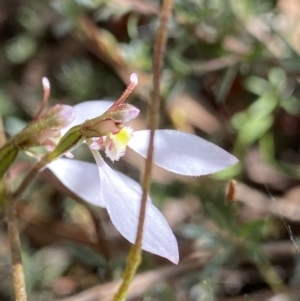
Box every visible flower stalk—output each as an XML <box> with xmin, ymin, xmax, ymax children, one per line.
<box><xmin>0</xmin><ymin>117</ymin><xmax>27</xmax><ymax>301</ymax></box>
<box><xmin>113</xmin><ymin>0</ymin><xmax>174</xmax><ymax>300</ymax></box>
<box><xmin>5</xmin><ymin>188</ymin><xmax>27</xmax><ymax>301</ymax></box>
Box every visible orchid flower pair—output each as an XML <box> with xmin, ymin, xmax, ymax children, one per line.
<box><xmin>46</xmin><ymin>75</ymin><xmax>238</xmax><ymax>264</ymax></box>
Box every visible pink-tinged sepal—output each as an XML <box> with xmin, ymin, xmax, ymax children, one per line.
<box><xmin>106</xmin><ymin>104</ymin><xmax>140</xmax><ymax>124</ymax></box>
<box><xmin>42</xmin><ymin>104</ymin><xmax>75</xmax><ymax>130</ymax></box>
<box><xmin>80</xmin><ymin>104</ymin><xmax>139</xmax><ymax>139</ymax></box>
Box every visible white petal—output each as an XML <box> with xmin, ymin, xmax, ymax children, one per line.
<box><xmin>47</xmin><ymin>158</ymin><xmax>106</xmax><ymax>207</ymax></box>
<box><xmin>115</xmin><ymin>171</ymin><xmax>149</xmax><ymax>200</ymax></box>
<box><xmin>93</xmin><ymin>154</ymin><xmax>179</xmax><ymax>264</ymax></box>
<box><xmin>61</xmin><ymin>101</ymin><xmax>114</xmax><ymax>135</ymax></box>
<box><xmin>128</xmin><ymin>130</ymin><xmax>238</xmax><ymax>176</ymax></box>
<box><xmin>47</xmin><ymin>157</ymin><xmax>148</xmax><ymax>208</ymax></box>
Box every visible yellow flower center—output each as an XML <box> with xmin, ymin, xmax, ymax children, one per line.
<box><xmin>104</xmin><ymin>127</ymin><xmax>133</xmax><ymax>161</ymax></box>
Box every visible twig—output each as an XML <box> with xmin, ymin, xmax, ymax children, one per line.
<box><xmin>113</xmin><ymin>0</ymin><xmax>174</xmax><ymax>300</ymax></box>
<box><xmin>189</xmin><ymin>54</ymin><xmax>241</xmax><ymax>75</ymax></box>
<box><xmin>235</xmin><ymin>182</ymin><xmax>300</xmax><ymax>222</ymax></box>
<box><xmin>77</xmin><ymin>16</ymin><xmax>152</xmax><ymax>100</ymax></box>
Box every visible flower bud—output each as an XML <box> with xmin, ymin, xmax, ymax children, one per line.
<box><xmin>49</xmin><ymin>125</ymin><xmax>83</xmax><ymax>161</ymax></box>
<box><xmin>41</xmin><ymin>104</ymin><xmax>75</xmax><ymax>130</ymax></box>
<box><xmin>15</xmin><ymin>104</ymin><xmax>75</xmax><ymax>149</ymax></box>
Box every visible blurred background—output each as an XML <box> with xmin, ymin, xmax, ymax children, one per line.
<box><xmin>1</xmin><ymin>0</ymin><xmax>300</xmax><ymax>300</ymax></box>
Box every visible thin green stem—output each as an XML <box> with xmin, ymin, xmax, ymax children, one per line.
<box><xmin>0</xmin><ymin>117</ymin><xmax>27</xmax><ymax>301</ymax></box>
<box><xmin>255</xmin><ymin>261</ymin><xmax>285</xmax><ymax>293</ymax></box>
<box><xmin>5</xmin><ymin>188</ymin><xmax>27</xmax><ymax>301</ymax></box>
<box><xmin>5</xmin><ymin>128</ymin><xmax>80</xmax><ymax>298</ymax></box>
<box><xmin>12</xmin><ymin>157</ymin><xmax>49</xmax><ymax>200</ymax></box>
<box><xmin>113</xmin><ymin>0</ymin><xmax>174</xmax><ymax>300</ymax></box>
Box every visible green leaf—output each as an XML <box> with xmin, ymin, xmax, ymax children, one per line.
<box><xmin>238</xmin><ymin>114</ymin><xmax>273</xmax><ymax>145</ymax></box>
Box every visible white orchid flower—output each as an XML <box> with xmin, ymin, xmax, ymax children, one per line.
<box><xmin>47</xmin><ymin>87</ymin><xmax>238</xmax><ymax>265</ymax></box>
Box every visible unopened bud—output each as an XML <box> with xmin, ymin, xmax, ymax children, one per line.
<box><xmin>50</xmin><ymin>125</ymin><xmax>83</xmax><ymax>160</ymax></box>
<box><xmin>14</xmin><ymin>104</ymin><xmax>75</xmax><ymax>150</ymax></box>
<box><xmin>41</xmin><ymin>104</ymin><xmax>75</xmax><ymax>130</ymax></box>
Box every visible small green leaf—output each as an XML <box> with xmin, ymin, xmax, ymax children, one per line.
<box><xmin>244</xmin><ymin>76</ymin><xmax>269</xmax><ymax>96</ymax></box>
<box><xmin>238</xmin><ymin>114</ymin><xmax>273</xmax><ymax>145</ymax></box>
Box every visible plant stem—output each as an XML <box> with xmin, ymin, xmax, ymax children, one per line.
<box><xmin>256</xmin><ymin>261</ymin><xmax>285</xmax><ymax>293</ymax></box>
<box><xmin>5</xmin><ymin>191</ymin><xmax>27</xmax><ymax>301</ymax></box>
<box><xmin>12</xmin><ymin>158</ymin><xmax>48</xmax><ymax>199</ymax></box>
<box><xmin>8</xmin><ymin>155</ymin><xmax>48</xmax><ymax>290</ymax></box>
<box><xmin>113</xmin><ymin>0</ymin><xmax>174</xmax><ymax>300</ymax></box>
<box><xmin>0</xmin><ymin>117</ymin><xmax>27</xmax><ymax>301</ymax></box>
